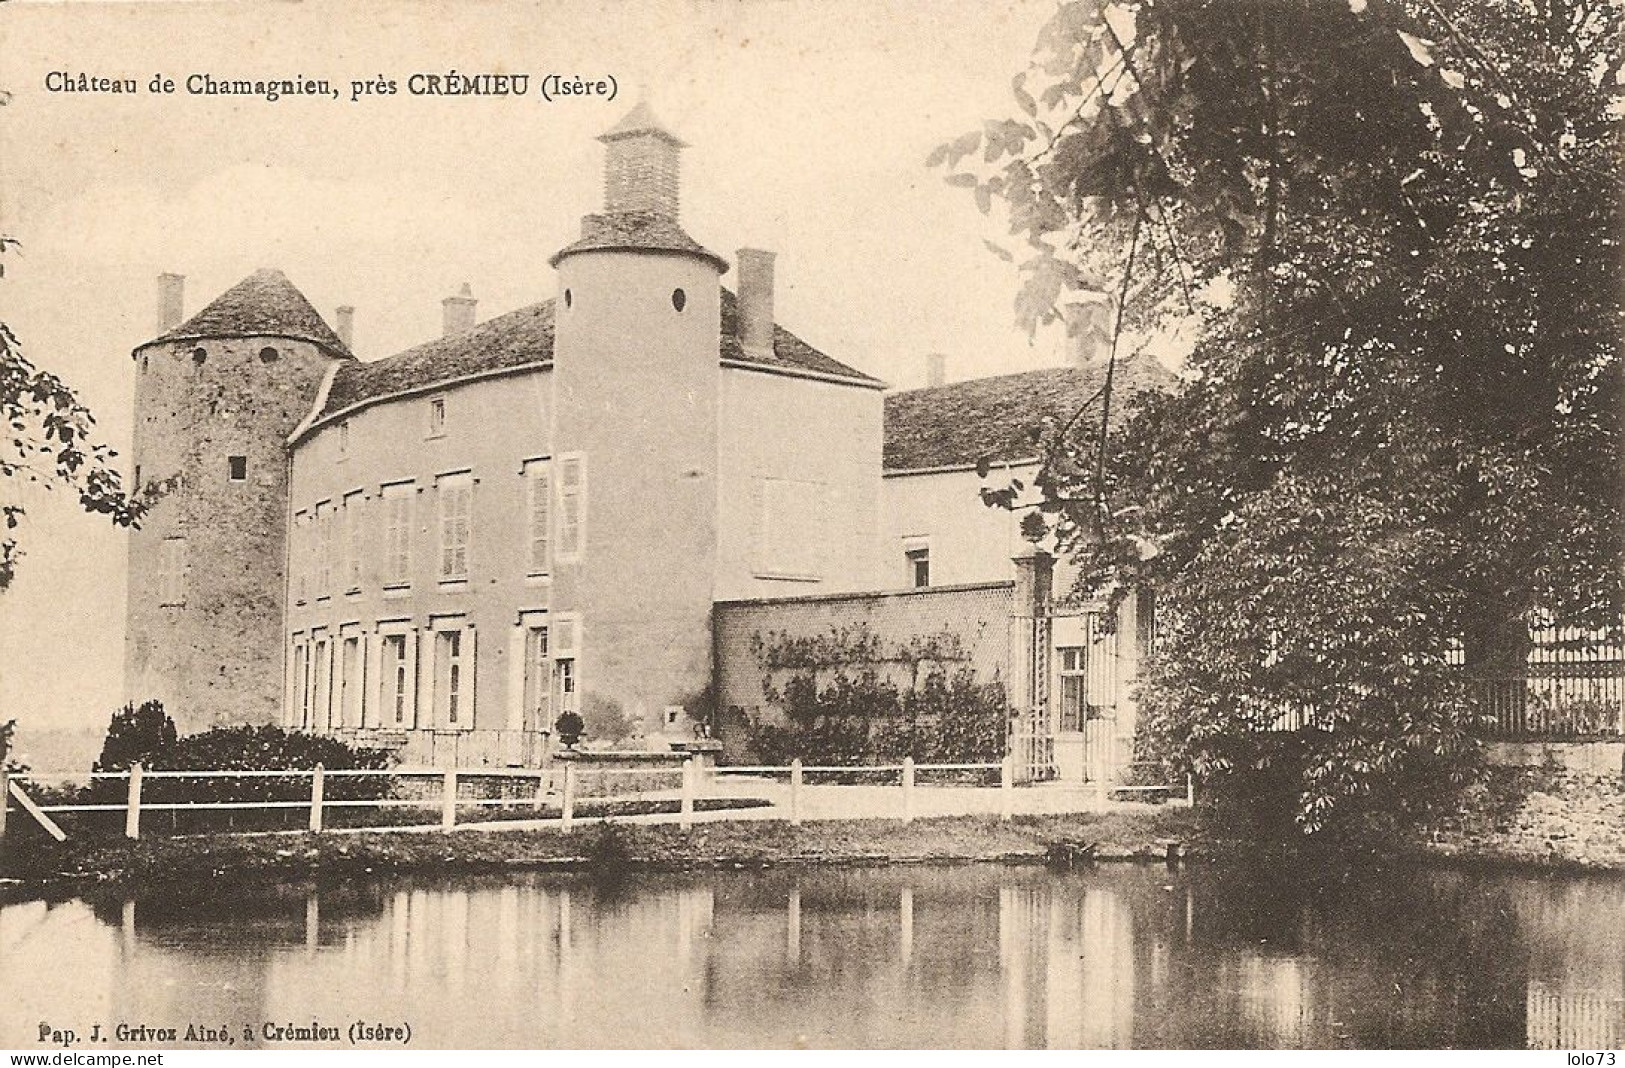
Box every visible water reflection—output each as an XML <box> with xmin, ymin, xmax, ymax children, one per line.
<box><xmin>1</xmin><ymin>864</ymin><xmax>1620</xmax><ymax>1049</ymax></box>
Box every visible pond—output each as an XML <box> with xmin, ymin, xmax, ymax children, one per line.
<box><xmin>1</xmin><ymin>862</ymin><xmax>1621</xmax><ymax>1049</ymax></box>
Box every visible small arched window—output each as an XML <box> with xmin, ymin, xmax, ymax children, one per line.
<box><xmin>564</xmin><ymin>288</ymin><xmax>573</xmax><ymax>309</ymax></box>
<box><xmin>671</xmin><ymin>288</ymin><xmax>687</xmax><ymax>312</ymax></box>
<box><xmin>191</xmin><ymin>347</ymin><xmax>207</xmax><ymax>367</ymax></box>
<box><xmin>259</xmin><ymin>346</ymin><xmax>280</xmax><ymax>364</ymax></box>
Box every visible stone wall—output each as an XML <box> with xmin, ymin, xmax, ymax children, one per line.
<box><xmin>1428</xmin><ymin>766</ymin><xmax>1625</xmax><ymax>869</ymax></box>
<box><xmin>713</xmin><ymin>581</ymin><xmax>1016</xmax><ymax>761</ymax></box>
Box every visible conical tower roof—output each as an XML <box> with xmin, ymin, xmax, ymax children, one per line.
<box><xmin>147</xmin><ymin>268</ymin><xmax>351</xmax><ymax>357</ymax></box>
<box><xmin>597</xmin><ymin>100</ymin><xmax>687</xmax><ymax>146</ymax></box>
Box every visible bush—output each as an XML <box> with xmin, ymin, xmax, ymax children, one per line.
<box><xmin>94</xmin><ymin>700</ymin><xmax>176</xmax><ymax>773</ymax></box>
<box><xmin>750</xmin><ymin>666</ymin><xmax>1008</xmax><ymax>766</ymax></box>
<box><xmin>84</xmin><ymin>719</ymin><xmax>395</xmax><ymax>834</ymax></box>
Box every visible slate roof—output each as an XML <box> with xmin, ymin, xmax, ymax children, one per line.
<box><xmin>318</xmin><ymin>300</ymin><xmax>558</xmax><ymax>422</ymax></box>
<box><xmin>881</xmin><ymin>358</ymin><xmax>1173</xmax><ymax>472</ymax></box>
<box><xmin>549</xmin><ymin>211</ymin><xmax>728</xmax><ymax>272</ymax></box>
<box><xmin>718</xmin><ymin>289</ymin><xmax>882</xmax><ymax>384</ymax></box>
<box><xmin>147</xmin><ymin>268</ymin><xmax>351</xmax><ymax>358</ymax></box>
<box><xmin>306</xmin><ymin>286</ymin><xmax>881</xmax><ymax>429</ymax></box>
<box><xmin>599</xmin><ymin>101</ymin><xmax>686</xmax><ymax>145</ymax></box>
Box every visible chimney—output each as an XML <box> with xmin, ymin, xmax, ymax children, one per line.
<box><xmin>1061</xmin><ymin>291</ymin><xmax>1114</xmax><ymax>369</ymax></box>
<box><xmin>157</xmin><ymin>273</ymin><xmax>185</xmax><ymax>333</ymax></box>
<box><xmin>442</xmin><ymin>283</ymin><xmax>477</xmax><ymax>337</ymax></box>
<box><xmin>925</xmin><ymin>353</ymin><xmax>947</xmax><ymax>388</ymax></box>
<box><xmin>737</xmin><ymin>249</ymin><xmax>776</xmax><ymax>359</ymax></box>
<box><xmin>334</xmin><ymin>305</ymin><xmax>355</xmax><ymax>350</ymax></box>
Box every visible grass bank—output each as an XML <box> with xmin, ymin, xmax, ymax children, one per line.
<box><xmin>0</xmin><ymin>807</ymin><xmax>1222</xmax><ymax>900</ymax></box>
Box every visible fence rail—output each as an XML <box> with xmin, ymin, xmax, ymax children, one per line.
<box><xmin>0</xmin><ymin>755</ymin><xmax>1034</xmax><ymax>846</ymax></box>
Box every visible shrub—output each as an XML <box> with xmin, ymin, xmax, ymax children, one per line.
<box><xmin>750</xmin><ymin>666</ymin><xmax>1008</xmax><ymax>766</ymax></box>
<box><xmin>85</xmin><ymin>720</ymin><xmax>394</xmax><ymax>834</ymax></box>
<box><xmin>94</xmin><ymin>700</ymin><xmax>177</xmax><ymax>773</ymax></box>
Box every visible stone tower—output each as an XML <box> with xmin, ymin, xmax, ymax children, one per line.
<box><xmin>547</xmin><ymin>103</ymin><xmax>728</xmax><ymax>735</ymax></box>
<box><xmin>125</xmin><ymin>269</ymin><xmax>351</xmax><ymax>734</ymax></box>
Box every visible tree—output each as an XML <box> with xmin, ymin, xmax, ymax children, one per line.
<box><xmin>1</xmin><ymin>238</ymin><xmax>144</xmax><ymax>591</ymax></box>
<box><xmin>935</xmin><ymin>0</ymin><xmax>1622</xmax><ymax>833</ymax></box>
<box><xmin>94</xmin><ymin>699</ymin><xmax>178</xmax><ymax>772</ymax></box>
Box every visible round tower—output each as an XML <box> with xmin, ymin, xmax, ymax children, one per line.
<box><xmin>547</xmin><ymin>103</ymin><xmax>728</xmax><ymax>737</ymax></box>
<box><xmin>125</xmin><ymin>269</ymin><xmax>351</xmax><ymax>733</ymax></box>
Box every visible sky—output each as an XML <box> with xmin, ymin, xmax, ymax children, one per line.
<box><xmin>0</xmin><ymin>0</ymin><xmax>1088</xmax><ymax>748</ymax></box>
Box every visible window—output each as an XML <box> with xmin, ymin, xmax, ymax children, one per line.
<box><xmin>437</xmin><ymin>475</ymin><xmax>472</xmax><ymax>581</ymax></box>
<box><xmin>259</xmin><ymin>346</ymin><xmax>280</xmax><ymax>364</ymax></box>
<box><xmin>556</xmin><ymin>456</ymin><xmax>585</xmax><ymax>560</ymax></box>
<box><xmin>338</xmin><ymin>634</ymin><xmax>363</xmax><ymax>728</ymax></box>
<box><xmin>343</xmin><ymin>492</ymin><xmax>364</xmax><ymax>592</ymax></box>
<box><xmin>906</xmin><ymin>546</ymin><xmax>930</xmax><ymax>589</ymax></box>
<box><xmin>522</xmin><ymin>624</ymin><xmax>550</xmax><ymax>732</ymax></box>
<box><xmin>227</xmin><ymin>455</ymin><xmax>247</xmax><ymax>482</ymax></box>
<box><xmin>552</xmin><ymin>615</ymin><xmax>579</xmax><ymax>717</ymax></box>
<box><xmin>382</xmin><ymin>482</ymin><xmax>414</xmax><ymax>587</ymax></box>
<box><xmin>316</xmin><ymin>502</ymin><xmax>335</xmax><ymax>597</ymax></box>
<box><xmin>671</xmin><ymin>288</ymin><xmax>686</xmax><ymax>312</ymax></box>
<box><xmin>191</xmin><ymin>346</ymin><xmax>207</xmax><ymax>367</ymax></box>
<box><xmin>754</xmin><ymin>477</ymin><xmax>824</xmax><ymax>580</ymax></box>
<box><xmin>338</xmin><ymin>421</ymin><xmax>350</xmax><ymax>457</ymax></box>
<box><xmin>1058</xmin><ymin>646</ymin><xmax>1088</xmax><ymax>732</ymax></box>
<box><xmin>433</xmin><ymin>627</ymin><xmax>474</xmax><ymax>728</ymax></box>
<box><xmin>378</xmin><ymin>631</ymin><xmax>414</xmax><ymax>728</ymax></box>
<box><xmin>523</xmin><ymin>461</ymin><xmax>550</xmax><ymax>576</ymax></box>
<box><xmin>158</xmin><ymin>537</ymin><xmax>188</xmax><ymax>606</ymax></box>
<box><xmin>427</xmin><ymin>397</ymin><xmax>446</xmax><ymax>438</ymax></box>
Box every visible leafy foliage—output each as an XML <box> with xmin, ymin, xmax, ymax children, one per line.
<box><xmin>1</xmin><ymin>239</ymin><xmax>144</xmax><ymax>590</ymax></box>
<box><xmin>94</xmin><ymin>700</ymin><xmax>178</xmax><ymax>774</ymax></box>
<box><xmin>934</xmin><ymin>0</ymin><xmax>1621</xmax><ymax>834</ymax></box>
<box><xmin>88</xmin><ymin>715</ymin><xmax>394</xmax><ymax>826</ymax></box>
<box><xmin>750</xmin><ymin>666</ymin><xmax>1009</xmax><ymax>766</ymax></box>
<box><xmin>0</xmin><ymin>718</ymin><xmax>25</xmax><ymax>774</ymax></box>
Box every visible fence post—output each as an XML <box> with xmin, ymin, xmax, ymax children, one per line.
<box><xmin>1186</xmin><ymin>773</ymin><xmax>1195</xmax><ymax>807</ymax></box>
<box><xmin>441</xmin><ymin>769</ymin><xmax>458</xmax><ymax>830</ymax></box>
<box><xmin>789</xmin><ymin>758</ymin><xmax>803</xmax><ymax>827</ymax></box>
<box><xmin>1000</xmin><ymin>755</ymin><xmax>1014</xmax><ymax>821</ymax></box>
<box><xmin>309</xmin><ymin>764</ymin><xmax>325</xmax><ymax>833</ymax></box>
<box><xmin>125</xmin><ymin>763</ymin><xmax>143</xmax><ymax>840</ymax></box>
<box><xmin>679</xmin><ymin>757</ymin><xmax>695</xmax><ymax>831</ymax></box>
<box><xmin>0</xmin><ymin>769</ymin><xmax>9</xmax><ymax>845</ymax></box>
<box><xmin>901</xmin><ymin>756</ymin><xmax>915</xmax><ymax>823</ymax></box>
<box><xmin>561</xmin><ymin>763</ymin><xmax>576</xmax><ymax>834</ymax></box>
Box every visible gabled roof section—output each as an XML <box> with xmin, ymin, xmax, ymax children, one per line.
<box><xmin>315</xmin><ymin>300</ymin><xmax>556</xmax><ymax>425</ymax></box>
<box><xmin>882</xmin><ymin>358</ymin><xmax>1174</xmax><ymax>473</ymax></box>
<box><xmin>719</xmin><ymin>288</ymin><xmax>882</xmax><ymax>386</ymax></box>
<box><xmin>147</xmin><ymin>268</ymin><xmax>351</xmax><ymax>358</ymax></box>
<box><xmin>549</xmin><ymin>211</ymin><xmax>728</xmax><ymax>272</ymax></box>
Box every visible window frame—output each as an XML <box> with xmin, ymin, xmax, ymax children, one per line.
<box><xmin>436</xmin><ymin>472</ymin><xmax>473</xmax><ymax>584</ymax></box>
<box><xmin>555</xmin><ymin>454</ymin><xmax>586</xmax><ymax>563</ymax></box>
<box><xmin>380</xmin><ymin>480</ymin><xmax>415</xmax><ymax>590</ymax></box>
<box><xmin>522</xmin><ymin>458</ymin><xmax>552</xmax><ymax>578</ymax></box>
<box><xmin>426</xmin><ymin>396</ymin><xmax>447</xmax><ymax>439</ymax></box>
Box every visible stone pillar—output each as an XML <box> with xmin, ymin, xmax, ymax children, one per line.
<box><xmin>1009</xmin><ymin>548</ymin><xmax>1054</xmax><ymax>780</ymax></box>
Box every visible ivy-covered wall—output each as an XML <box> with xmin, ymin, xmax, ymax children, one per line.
<box><xmin>713</xmin><ymin>582</ymin><xmax>1016</xmax><ymax>762</ymax></box>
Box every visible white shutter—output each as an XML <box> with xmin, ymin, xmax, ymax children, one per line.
<box><xmin>507</xmin><ymin>624</ymin><xmax>526</xmax><ymax>731</ymax></box>
<box><xmin>408</xmin><ymin>629</ymin><xmax>424</xmax><ymax>731</ymax></box>
<box><xmin>364</xmin><ymin>631</ymin><xmax>381</xmax><ymax>728</ymax></box>
<box><xmin>463</xmin><ymin>628</ymin><xmax>478</xmax><ymax>731</ymax></box>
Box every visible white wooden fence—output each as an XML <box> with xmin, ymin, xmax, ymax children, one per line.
<box><xmin>0</xmin><ymin>756</ymin><xmax>1024</xmax><ymax>845</ymax></box>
